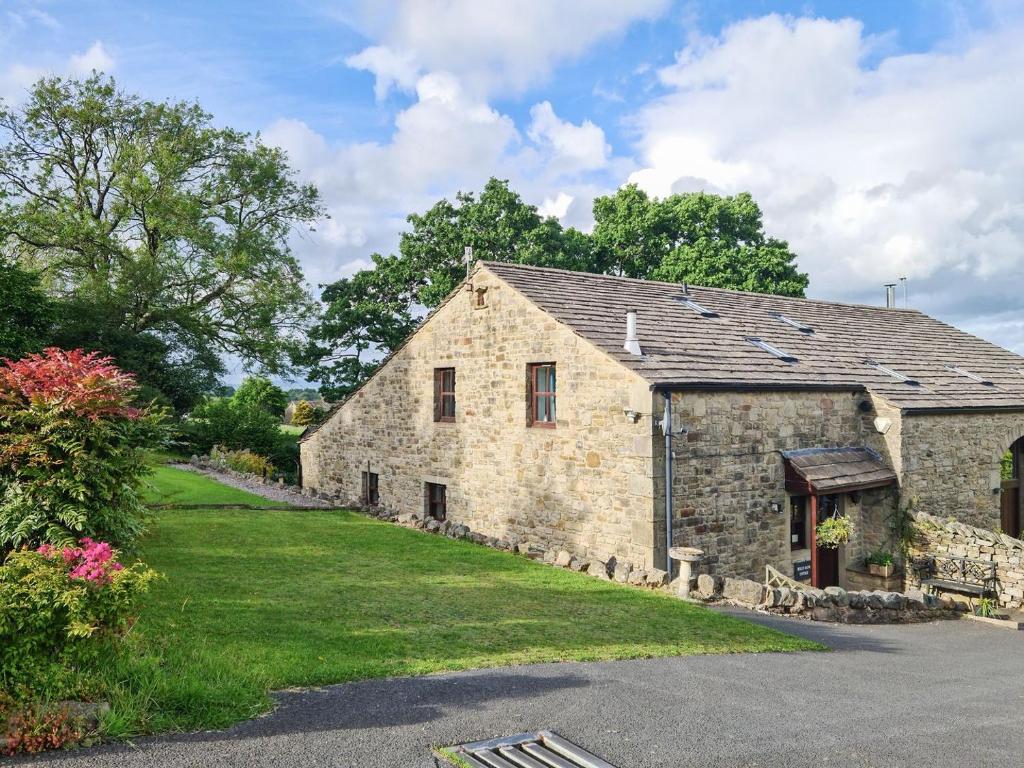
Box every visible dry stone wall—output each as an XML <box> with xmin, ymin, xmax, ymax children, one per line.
<box><xmin>301</xmin><ymin>266</ymin><xmax>658</xmax><ymax>567</ymax></box>
<box><xmin>695</xmin><ymin>575</ymin><xmax>964</xmax><ymax>623</ymax></box>
<box><xmin>908</xmin><ymin>510</ymin><xmax>1024</xmax><ymax>608</ymax></box>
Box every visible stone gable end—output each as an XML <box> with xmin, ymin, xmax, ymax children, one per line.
<box><xmin>301</xmin><ymin>265</ymin><xmax>659</xmax><ymax>567</ymax></box>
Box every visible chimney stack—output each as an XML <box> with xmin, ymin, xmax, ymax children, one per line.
<box><xmin>885</xmin><ymin>283</ymin><xmax>896</xmax><ymax>309</ymax></box>
<box><xmin>624</xmin><ymin>310</ymin><xmax>642</xmax><ymax>356</ymax></box>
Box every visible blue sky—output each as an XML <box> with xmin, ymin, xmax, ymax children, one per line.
<box><xmin>2</xmin><ymin>1</ymin><xmax>1023</xmax><ymax>383</ymax></box>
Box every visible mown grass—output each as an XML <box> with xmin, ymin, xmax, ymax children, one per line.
<box><xmin>100</xmin><ymin>466</ymin><xmax>821</xmax><ymax>736</ymax></box>
<box><xmin>141</xmin><ymin>465</ymin><xmax>285</xmax><ymax>508</ymax></box>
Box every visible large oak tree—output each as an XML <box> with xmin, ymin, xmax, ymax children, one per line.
<box><xmin>0</xmin><ymin>75</ymin><xmax>323</xmax><ymax>395</ymax></box>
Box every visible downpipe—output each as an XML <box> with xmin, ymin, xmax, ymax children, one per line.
<box><xmin>663</xmin><ymin>394</ymin><xmax>673</xmax><ymax>576</ymax></box>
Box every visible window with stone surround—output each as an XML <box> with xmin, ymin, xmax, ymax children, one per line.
<box><xmin>527</xmin><ymin>362</ymin><xmax>556</xmax><ymax>427</ymax></box>
<box><xmin>425</xmin><ymin>482</ymin><xmax>447</xmax><ymax>520</ymax></box>
<box><xmin>361</xmin><ymin>471</ymin><xmax>379</xmax><ymax>506</ymax></box>
<box><xmin>433</xmin><ymin>367</ymin><xmax>456</xmax><ymax>422</ymax></box>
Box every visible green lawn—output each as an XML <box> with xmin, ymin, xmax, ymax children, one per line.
<box><xmin>279</xmin><ymin>424</ymin><xmax>306</xmax><ymax>436</ymax></box>
<box><xmin>102</xmin><ymin>466</ymin><xmax>820</xmax><ymax>736</ymax></box>
<box><xmin>141</xmin><ymin>465</ymin><xmax>285</xmax><ymax>508</ymax></box>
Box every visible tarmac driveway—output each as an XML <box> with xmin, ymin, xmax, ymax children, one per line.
<box><xmin>13</xmin><ymin>611</ymin><xmax>1024</xmax><ymax>768</ymax></box>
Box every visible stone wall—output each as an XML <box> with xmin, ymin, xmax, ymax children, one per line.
<box><xmin>908</xmin><ymin>510</ymin><xmax>1024</xmax><ymax>608</ymax></box>
<box><xmin>899</xmin><ymin>411</ymin><xmax>1024</xmax><ymax>530</ymax></box>
<box><xmin>300</xmin><ymin>265</ymin><xmax>659</xmax><ymax>568</ymax></box>
<box><xmin>695</xmin><ymin>575</ymin><xmax>963</xmax><ymax>623</ymax></box>
<box><xmin>660</xmin><ymin>389</ymin><xmax>894</xmax><ymax>580</ymax></box>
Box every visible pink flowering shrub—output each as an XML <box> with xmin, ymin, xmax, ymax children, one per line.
<box><xmin>0</xmin><ymin>542</ymin><xmax>159</xmax><ymax>699</ymax></box>
<box><xmin>0</xmin><ymin>348</ymin><xmax>169</xmax><ymax>554</ymax></box>
<box><xmin>38</xmin><ymin>539</ymin><xmax>125</xmax><ymax>585</ymax></box>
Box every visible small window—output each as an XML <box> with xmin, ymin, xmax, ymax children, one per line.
<box><xmin>361</xmin><ymin>471</ymin><xmax>379</xmax><ymax>506</ymax></box>
<box><xmin>474</xmin><ymin>286</ymin><xmax>488</xmax><ymax>308</ymax></box>
<box><xmin>528</xmin><ymin>363</ymin><xmax>557</xmax><ymax>427</ymax></box>
<box><xmin>746</xmin><ymin>337</ymin><xmax>798</xmax><ymax>363</ymax></box>
<box><xmin>865</xmin><ymin>359</ymin><xmax>920</xmax><ymax>385</ymax></box>
<box><xmin>425</xmin><ymin>482</ymin><xmax>447</xmax><ymax>520</ymax></box>
<box><xmin>769</xmin><ymin>311</ymin><xmax>813</xmax><ymax>334</ymax></box>
<box><xmin>944</xmin><ymin>364</ymin><xmax>993</xmax><ymax>386</ymax></box>
<box><xmin>673</xmin><ymin>295</ymin><xmax>719</xmax><ymax>318</ymax></box>
<box><xmin>790</xmin><ymin>496</ymin><xmax>807</xmax><ymax>550</ymax></box>
<box><xmin>434</xmin><ymin>367</ymin><xmax>456</xmax><ymax>422</ymax></box>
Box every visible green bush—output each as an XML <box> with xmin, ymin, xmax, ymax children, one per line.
<box><xmin>210</xmin><ymin>446</ymin><xmax>275</xmax><ymax>477</ymax></box>
<box><xmin>0</xmin><ymin>349</ymin><xmax>169</xmax><ymax>554</ymax></box>
<box><xmin>183</xmin><ymin>398</ymin><xmax>298</xmax><ymax>480</ymax></box>
<box><xmin>232</xmin><ymin>376</ymin><xmax>288</xmax><ymax>418</ymax></box>
<box><xmin>290</xmin><ymin>399</ymin><xmax>315</xmax><ymax>426</ymax></box>
<box><xmin>0</xmin><ymin>544</ymin><xmax>158</xmax><ymax>699</ymax></box>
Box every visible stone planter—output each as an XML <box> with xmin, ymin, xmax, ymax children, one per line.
<box><xmin>868</xmin><ymin>563</ymin><xmax>894</xmax><ymax>578</ymax></box>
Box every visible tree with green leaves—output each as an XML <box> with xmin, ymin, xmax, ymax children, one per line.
<box><xmin>300</xmin><ymin>179</ymin><xmax>589</xmax><ymax>398</ymax></box>
<box><xmin>303</xmin><ymin>178</ymin><xmax>807</xmax><ymax>397</ymax></box>
<box><xmin>290</xmin><ymin>399</ymin><xmax>315</xmax><ymax>426</ymax></box>
<box><xmin>0</xmin><ymin>74</ymin><xmax>324</xmax><ymax>398</ymax></box>
<box><xmin>0</xmin><ymin>259</ymin><xmax>55</xmax><ymax>359</ymax></box>
<box><xmin>232</xmin><ymin>376</ymin><xmax>288</xmax><ymax>419</ymax></box>
<box><xmin>591</xmin><ymin>185</ymin><xmax>808</xmax><ymax>295</ymax></box>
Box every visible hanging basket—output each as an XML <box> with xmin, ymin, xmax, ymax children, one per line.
<box><xmin>816</xmin><ymin>514</ymin><xmax>854</xmax><ymax>549</ymax></box>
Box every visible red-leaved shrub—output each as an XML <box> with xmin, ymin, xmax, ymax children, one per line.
<box><xmin>0</xmin><ymin>348</ymin><xmax>168</xmax><ymax>552</ymax></box>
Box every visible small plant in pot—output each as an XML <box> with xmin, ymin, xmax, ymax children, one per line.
<box><xmin>865</xmin><ymin>549</ymin><xmax>895</xmax><ymax>578</ymax></box>
<box><xmin>815</xmin><ymin>515</ymin><xmax>854</xmax><ymax>549</ymax></box>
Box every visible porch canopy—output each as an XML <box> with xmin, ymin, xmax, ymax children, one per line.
<box><xmin>782</xmin><ymin>447</ymin><xmax>897</xmax><ymax>495</ymax></box>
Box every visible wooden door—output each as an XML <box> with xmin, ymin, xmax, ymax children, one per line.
<box><xmin>1002</xmin><ymin>438</ymin><xmax>1023</xmax><ymax>538</ymax></box>
<box><xmin>813</xmin><ymin>494</ymin><xmax>842</xmax><ymax>588</ymax></box>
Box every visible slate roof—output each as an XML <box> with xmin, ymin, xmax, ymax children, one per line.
<box><xmin>484</xmin><ymin>261</ymin><xmax>1024</xmax><ymax>411</ymax></box>
<box><xmin>782</xmin><ymin>447</ymin><xmax>898</xmax><ymax>493</ymax></box>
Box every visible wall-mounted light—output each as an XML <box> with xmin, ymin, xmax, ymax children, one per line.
<box><xmin>623</xmin><ymin>409</ymin><xmax>642</xmax><ymax>423</ymax></box>
<box><xmin>769</xmin><ymin>501</ymin><xmax>782</xmax><ymax>514</ymax></box>
<box><xmin>874</xmin><ymin>417</ymin><xmax>892</xmax><ymax>434</ymax></box>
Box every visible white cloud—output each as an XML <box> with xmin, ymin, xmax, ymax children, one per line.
<box><xmin>68</xmin><ymin>41</ymin><xmax>114</xmax><ymax>76</ymax></box>
<box><xmin>345</xmin><ymin>45</ymin><xmax>419</xmax><ymax>100</ymax></box>
<box><xmin>339</xmin><ymin>0</ymin><xmax>668</xmax><ymax>95</ymax></box>
<box><xmin>627</xmin><ymin>14</ymin><xmax>1024</xmax><ymax>350</ymax></box>
<box><xmin>264</xmin><ymin>71</ymin><xmax>521</xmax><ymax>286</ymax></box>
<box><xmin>528</xmin><ymin>101</ymin><xmax>610</xmax><ymax>174</ymax></box>
<box><xmin>538</xmin><ymin>192</ymin><xmax>574</xmax><ymax>220</ymax></box>
<box><xmin>0</xmin><ymin>62</ymin><xmax>43</xmax><ymax>103</ymax></box>
<box><xmin>1</xmin><ymin>40</ymin><xmax>117</xmax><ymax>104</ymax></box>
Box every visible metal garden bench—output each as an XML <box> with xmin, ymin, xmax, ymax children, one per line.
<box><xmin>914</xmin><ymin>555</ymin><xmax>997</xmax><ymax>599</ymax></box>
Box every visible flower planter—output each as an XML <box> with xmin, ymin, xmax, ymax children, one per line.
<box><xmin>868</xmin><ymin>563</ymin><xmax>894</xmax><ymax>578</ymax></box>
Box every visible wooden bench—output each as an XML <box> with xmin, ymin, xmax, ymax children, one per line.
<box><xmin>913</xmin><ymin>555</ymin><xmax>997</xmax><ymax>599</ymax></box>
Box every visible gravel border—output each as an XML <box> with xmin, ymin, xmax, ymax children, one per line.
<box><xmin>167</xmin><ymin>463</ymin><xmax>335</xmax><ymax>508</ymax></box>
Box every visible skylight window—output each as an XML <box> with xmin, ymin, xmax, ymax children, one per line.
<box><xmin>746</xmin><ymin>337</ymin><xmax>798</xmax><ymax>363</ymax></box>
<box><xmin>673</xmin><ymin>295</ymin><xmax>719</xmax><ymax>318</ymax></box>
<box><xmin>769</xmin><ymin>311</ymin><xmax>813</xmax><ymax>334</ymax></box>
<box><xmin>944</xmin><ymin>365</ymin><xmax>994</xmax><ymax>386</ymax></box>
<box><xmin>865</xmin><ymin>359</ymin><xmax>920</xmax><ymax>386</ymax></box>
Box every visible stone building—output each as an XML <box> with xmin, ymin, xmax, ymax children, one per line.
<box><xmin>300</xmin><ymin>262</ymin><xmax>1024</xmax><ymax>588</ymax></box>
